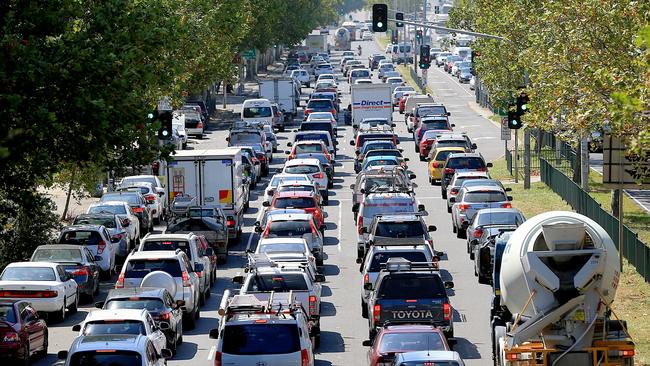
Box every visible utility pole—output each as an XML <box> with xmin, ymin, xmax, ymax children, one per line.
<box><xmin>524</xmin><ymin>128</ymin><xmax>531</xmax><ymax>189</ymax></box>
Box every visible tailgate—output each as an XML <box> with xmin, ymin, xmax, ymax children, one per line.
<box><xmin>379</xmin><ymin>298</ymin><xmax>445</xmax><ymax>324</ymax></box>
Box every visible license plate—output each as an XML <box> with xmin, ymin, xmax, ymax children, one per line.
<box><xmin>574</xmin><ymin>309</ymin><xmax>585</xmax><ymax>321</ymax></box>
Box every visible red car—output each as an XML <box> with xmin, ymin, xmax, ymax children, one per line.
<box><xmin>419</xmin><ymin>130</ymin><xmax>453</xmax><ymax>160</ymax></box>
<box><xmin>413</xmin><ymin>117</ymin><xmax>454</xmax><ymax>151</ymax></box>
<box><xmin>0</xmin><ymin>300</ymin><xmax>48</xmax><ymax>364</ymax></box>
<box><xmin>263</xmin><ymin>191</ymin><xmax>326</xmax><ymax>227</ymax></box>
<box><xmin>363</xmin><ymin>324</ymin><xmax>451</xmax><ymax>366</ymax></box>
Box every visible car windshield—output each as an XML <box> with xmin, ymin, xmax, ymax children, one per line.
<box><xmin>270</xmin><ymin>176</ymin><xmax>307</xmax><ymax>188</ymax></box>
<box><xmin>59</xmin><ymin>230</ymin><xmax>103</xmax><ymax>246</ymax></box>
<box><xmin>141</xmin><ymin>240</ymin><xmax>192</xmax><ymax>260</ymax></box>
<box><xmin>369</xmin><ymin>252</ymin><xmax>427</xmax><ymax>272</ymax></box>
<box><xmin>447</xmin><ymin>157</ymin><xmax>485</xmax><ymax>169</ymax></box>
<box><xmin>246</xmin><ymin>274</ymin><xmax>309</xmax><ymax>292</ymax></box>
<box><xmin>284</xmin><ymin>165</ymin><xmax>319</xmax><ymax>174</ymax></box>
<box><xmin>295</xmin><ymin>144</ymin><xmax>324</xmax><ymax>154</ymax></box>
<box><xmin>273</xmin><ymin>197</ymin><xmax>315</xmax><ymax>209</ymax></box>
<box><xmin>230</xmin><ymin>132</ymin><xmax>261</xmax><ymax>144</ymax></box>
<box><xmin>119</xmin><ymin>186</ymin><xmax>149</xmax><ymax>195</ymax></box>
<box><xmin>88</xmin><ymin>205</ymin><xmax>126</xmax><ymax>215</ymax></box>
<box><xmin>222</xmin><ymin>324</ymin><xmax>300</xmax><ymax>355</ymax></box>
<box><xmin>1</xmin><ymin>267</ymin><xmax>56</xmax><ymax>281</ymax></box>
<box><xmin>83</xmin><ymin>320</ymin><xmax>145</xmax><ymax>336</ymax></box>
<box><xmin>101</xmin><ymin>194</ymin><xmax>140</xmax><ymax>205</ymax></box>
<box><xmin>70</xmin><ymin>351</ymin><xmax>142</xmax><ymax>366</ymax></box>
<box><xmin>309</xmin><ymin>112</ymin><xmax>333</xmax><ymax>119</ymax></box>
<box><xmin>352</xmin><ymin>70</ymin><xmax>370</xmax><ymax>77</ymax></box>
<box><xmin>268</xmin><ymin>221</ymin><xmax>312</xmax><ymax>236</ymax></box>
<box><xmin>375</xmin><ymin>221</ymin><xmax>425</xmax><ymax>237</ymax></box>
<box><xmin>465</xmin><ymin>191</ymin><xmax>507</xmax><ymax>203</ymax></box>
<box><xmin>0</xmin><ymin>305</ymin><xmax>16</xmax><ymax>323</ymax></box>
<box><xmin>434</xmin><ymin>150</ymin><xmax>460</xmax><ymax>162</ymax></box>
<box><xmin>32</xmin><ymin>248</ymin><xmax>83</xmax><ymax>262</ymax></box>
<box><xmin>124</xmin><ymin>259</ymin><xmax>182</xmax><ymax>278</ymax></box>
<box><xmin>307</xmin><ymin>100</ymin><xmax>332</xmax><ymax>109</ymax></box>
<box><xmin>243</xmin><ymin>106</ymin><xmax>272</xmax><ymax>118</ymax></box>
<box><xmin>366</xmin><ymin>159</ymin><xmax>398</xmax><ymax>167</ymax></box>
<box><xmin>418</xmin><ymin>106</ymin><xmax>447</xmax><ymax>116</ymax></box>
<box><xmin>258</xmin><ymin>243</ymin><xmax>306</xmax><ymax>254</ymax></box>
<box><xmin>421</xmin><ymin>120</ymin><xmax>449</xmax><ymax>130</ymax></box>
<box><xmin>379</xmin><ymin>275</ymin><xmax>446</xmax><ymax>299</ymax></box>
<box><xmin>378</xmin><ymin>332</ymin><xmax>446</xmax><ymax>352</ymax></box>
<box><xmin>105</xmin><ymin>298</ymin><xmax>165</xmax><ymax>312</ymax></box>
<box><xmin>363</xmin><ymin>142</ymin><xmax>395</xmax><ymax>152</ymax></box>
<box><xmin>367</xmin><ymin>151</ymin><xmax>400</xmax><ymax>159</ymax></box>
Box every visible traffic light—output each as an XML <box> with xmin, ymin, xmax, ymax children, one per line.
<box><xmin>507</xmin><ymin>105</ymin><xmax>522</xmax><ymax>129</ymax></box>
<box><xmin>155</xmin><ymin>110</ymin><xmax>174</xmax><ymax>139</ymax></box>
<box><xmin>419</xmin><ymin>45</ymin><xmax>431</xmax><ymax>69</ymax></box>
<box><xmin>416</xmin><ymin>30</ymin><xmax>423</xmax><ymax>42</ymax></box>
<box><xmin>391</xmin><ymin>30</ymin><xmax>398</xmax><ymax>44</ymax></box>
<box><xmin>395</xmin><ymin>12</ymin><xmax>404</xmax><ymax>27</ymax></box>
<box><xmin>516</xmin><ymin>92</ymin><xmax>529</xmax><ymax>115</ymax></box>
<box><xmin>372</xmin><ymin>4</ymin><xmax>388</xmax><ymax>32</ymax></box>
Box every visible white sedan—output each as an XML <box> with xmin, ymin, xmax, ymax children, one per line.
<box><xmin>0</xmin><ymin>262</ymin><xmax>78</xmax><ymax>322</ymax></box>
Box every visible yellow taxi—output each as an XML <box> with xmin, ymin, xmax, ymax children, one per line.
<box><xmin>428</xmin><ymin>146</ymin><xmax>467</xmax><ymax>184</ymax></box>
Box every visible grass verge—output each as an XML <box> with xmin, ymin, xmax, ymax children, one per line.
<box><xmin>396</xmin><ymin>65</ymin><xmax>433</xmax><ymax>95</ymax></box>
<box><xmin>491</xmin><ymin>157</ymin><xmax>650</xmax><ymax>365</ymax></box>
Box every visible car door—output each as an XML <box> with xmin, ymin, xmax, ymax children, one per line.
<box><xmin>146</xmin><ymin>313</ymin><xmax>166</xmax><ymax>352</ymax></box>
<box><xmin>22</xmin><ymin>304</ymin><xmax>45</xmax><ymax>350</ymax></box>
<box><xmin>57</xmin><ymin>265</ymin><xmax>75</xmax><ymax>303</ymax></box>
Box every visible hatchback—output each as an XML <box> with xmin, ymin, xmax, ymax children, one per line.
<box><xmin>450</xmin><ymin>185</ymin><xmax>513</xmax><ymax>237</ymax></box>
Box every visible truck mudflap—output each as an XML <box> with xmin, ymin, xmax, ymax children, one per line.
<box><xmin>378</xmin><ymin>298</ymin><xmax>446</xmax><ymax>326</ymax></box>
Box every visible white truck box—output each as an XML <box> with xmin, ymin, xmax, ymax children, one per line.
<box><xmin>258</xmin><ymin>77</ymin><xmax>299</xmax><ymax>117</ymax></box>
<box><xmin>165</xmin><ymin>148</ymin><xmax>247</xmax><ymax>242</ymax></box>
<box><xmin>351</xmin><ymin>83</ymin><xmax>393</xmax><ymax>128</ymax></box>
<box><xmin>306</xmin><ymin>34</ymin><xmax>328</xmax><ymax>54</ymax></box>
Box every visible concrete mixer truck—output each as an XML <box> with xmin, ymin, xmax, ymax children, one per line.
<box><xmin>335</xmin><ymin>27</ymin><xmax>351</xmax><ymax>51</ymax></box>
<box><xmin>491</xmin><ymin>211</ymin><xmax>635</xmax><ymax>366</ymax></box>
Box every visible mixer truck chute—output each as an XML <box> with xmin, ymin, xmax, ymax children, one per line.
<box><xmin>492</xmin><ymin>211</ymin><xmax>634</xmax><ymax>366</ymax></box>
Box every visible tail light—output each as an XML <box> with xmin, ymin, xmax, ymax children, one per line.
<box><xmin>112</xmin><ymin>233</ymin><xmax>123</xmax><ymax>242</ymax></box>
<box><xmin>618</xmin><ymin>350</ymin><xmax>635</xmax><ymax>358</ymax></box>
<box><xmin>357</xmin><ymin>216</ymin><xmax>364</xmax><ymax>235</ymax></box>
<box><xmin>159</xmin><ymin>312</ymin><xmax>172</xmax><ymax>321</ymax></box>
<box><xmin>432</xmin><ymin>162</ymin><xmax>439</xmax><ymax>168</ymax></box>
<box><xmin>313</xmin><ymin>172</ymin><xmax>324</xmax><ymax>179</ymax></box>
<box><xmin>0</xmin><ymin>290</ymin><xmax>58</xmax><ymax>298</ymax></box>
<box><xmin>97</xmin><ymin>240</ymin><xmax>106</xmax><ymax>254</ymax></box>
<box><xmin>458</xmin><ymin>204</ymin><xmax>471</xmax><ymax>211</ymax></box>
<box><xmin>115</xmin><ymin>272</ymin><xmax>125</xmax><ymax>288</ymax></box>
<box><xmin>363</xmin><ymin>274</ymin><xmax>369</xmax><ymax>284</ymax></box>
<box><xmin>144</xmin><ymin>194</ymin><xmax>157</xmax><ymax>201</ymax></box>
<box><xmin>501</xmin><ymin>203</ymin><xmax>512</xmax><ymax>208</ymax></box>
<box><xmin>301</xmin><ymin>349</ymin><xmax>309</xmax><ymax>366</ymax></box>
<box><xmin>473</xmin><ymin>228</ymin><xmax>484</xmax><ymax>238</ymax></box>
<box><xmin>214</xmin><ymin>351</ymin><xmax>222</xmax><ymax>366</ymax></box>
<box><xmin>288</xmin><ymin>154</ymin><xmax>295</xmax><ymax>160</ymax></box>
<box><xmin>477</xmin><ymin>167</ymin><xmax>487</xmax><ymax>171</ymax></box>
<box><xmin>182</xmin><ymin>271</ymin><xmax>191</xmax><ymax>287</ymax></box>
<box><xmin>443</xmin><ymin>303</ymin><xmax>451</xmax><ymax>320</ymax></box>
<box><xmin>226</xmin><ymin>217</ymin><xmax>235</xmax><ymax>227</ymax></box>
<box><xmin>196</xmin><ymin>270</ymin><xmax>202</xmax><ymax>278</ymax></box>
<box><xmin>330</xmin><ymin>108</ymin><xmax>337</xmax><ymax>115</ymax></box>
<box><xmin>2</xmin><ymin>332</ymin><xmax>19</xmax><ymax>342</ymax></box>
<box><xmin>304</xmin><ymin>109</ymin><xmax>312</xmax><ymax>116</ymax></box>
<box><xmin>309</xmin><ymin>295</ymin><xmax>317</xmax><ymax>315</ymax></box>
<box><xmin>132</xmin><ymin>207</ymin><xmax>144</xmax><ymax>214</ymax></box>
<box><xmin>276</xmin><ymin>112</ymin><xmax>282</xmax><ymax>117</ymax></box>
<box><xmin>450</xmin><ymin>188</ymin><xmax>459</xmax><ymax>195</ymax></box>
<box><xmin>71</xmin><ymin>267</ymin><xmax>90</xmax><ymax>277</ymax></box>
<box><xmin>197</xmin><ymin>121</ymin><xmax>203</xmax><ymax>129</ymax></box>
<box><xmin>444</xmin><ymin>168</ymin><xmax>455</xmax><ymax>174</ymax></box>
<box><xmin>373</xmin><ymin>304</ymin><xmax>381</xmax><ymax>322</ymax></box>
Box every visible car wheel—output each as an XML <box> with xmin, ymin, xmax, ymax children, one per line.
<box><xmin>447</xmin><ymin>205</ymin><xmax>452</xmax><ymax>213</ymax></box>
<box><xmin>323</xmin><ymin>191</ymin><xmax>329</xmax><ymax>205</ymax></box>
<box><xmin>457</xmin><ymin>228</ymin><xmax>465</xmax><ymax>239</ymax></box>
<box><xmin>199</xmin><ymin>289</ymin><xmax>206</xmax><ymax>306</ymax></box>
<box><xmin>452</xmin><ymin>223</ymin><xmax>457</xmax><ymax>233</ymax></box>
<box><xmin>441</xmin><ymin>189</ymin><xmax>447</xmax><ymax>199</ymax></box>
<box><xmin>470</xmin><ymin>248</ymin><xmax>475</xmax><ymax>260</ymax></box>
<box><xmin>50</xmin><ymin>304</ymin><xmax>65</xmax><ymax>324</ymax></box>
<box><xmin>194</xmin><ymin>304</ymin><xmax>200</xmax><ymax>320</ymax></box>
<box><xmin>316</xmin><ymin>258</ymin><xmax>324</xmax><ymax>267</ymax></box>
<box><xmin>184</xmin><ymin>310</ymin><xmax>196</xmax><ymax>330</ymax></box>
<box><xmin>205</xmin><ymin>285</ymin><xmax>211</xmax><ymax>299</ymax></box>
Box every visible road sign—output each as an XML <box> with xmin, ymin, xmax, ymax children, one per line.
<box><xmin>501</xmin><ymin>117</ymin><xmax>511</xmax><ymax>140</ymax></box>
<box><xmin>603</xmin><ymin>134</ymin><xmax>650</xmax><ymax>189</ymax></box>
<box><xmin>243</xmin><ymin>49</ymin><xmax>256</xmax><ymax>60</ymax></box>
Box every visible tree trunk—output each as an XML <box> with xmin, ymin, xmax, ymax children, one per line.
<box><xmin>61</xmin><ymin>166</ymin><xmax>77</xmax><ymax>221</ymax></box>
<box><xmin>611</xmin><ymin>189</ymin><xmax>621</xmax><ymax>217</ymax></box>
<box><xmin>572</xmin><ymin>143</ymin><xmax>581</xmax><ymax>185</ymax></box>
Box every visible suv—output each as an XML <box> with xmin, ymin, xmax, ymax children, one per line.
<box><xmin>357</xmin><ymin>193</ymin><xmax>424</xmax><ymax>247</ymax></box>
<box><xmin>292</xmin><ymin>131</ymin><xmax>336</xmax><ymax>156</ymax></box>
<box><xmin>361</xmin><ymin>213</ymin><xmax>437</xmax><ymax>259</ymax></box>
<box><xmin>98</xmin><ymin>287</ymin><xmax>184</xmax><ymax>353</ymax></box>
<box><xmin>350</xmin><ymin>167</ymin><xmax>416</xmax><ymax>218</ymax></box>
<box><xmin>100</xmin><ymin>191</ymin><xmax>153</xmax><ymax>234</ymax></box>
<box><xmin>440</xmin><ymin>152</ymin><xmax>492</xmax><ymax>198</ymax></box>
<box><xmin>58</xmin><ymin>225</ymin><xmax>116</xmax><ymax>279</ymax></box>
<box><xmin>304</xmin><ymin>99</ymin><xmax>337</xmax><ymax>120</ymax></box>
<box><xmin>413</xmin><ymin>116</ymin><xmax>454</xmax><ymax>154</ymax></box>
<box><xmin>56</xmin><ymin>334</ymin><xmax>171</xmax><ymax>366</ymax></box>
<box><xmin>365</xmin><ymin>258</ymin><xmax>454</xmax><ymax>340</ymax></box>
<box><xmin>117</xmin><ymin>182</ymin><xmax>164</xmax><ymax>224</ymax></box>
<box><xmin>138</xmin><ymin>233</ymin><xmax>212</xmax><ymax>305</ymax></box>
<box><xmin>450</xmin><ymin>185</ymin><xmax>513</xmax><ymax>238</ymax></box>
<box><xmin>408</xmin><ymin>103</ymin><xmax>450</xmax><ymax>133</ymax></box>
<box><xmin>116</xmin><ymin>250</ymin><xmax>203</xmax><ymax>329</ymax></box>
<box><xmin>209</xmin><ymin>293</ymin><xmax>317</xmax><ymax>366</ymax></box>
<box><xmin>351</xmin><ymin>131</ymin><xmax>399</xmax><ymax>151</ymax></box>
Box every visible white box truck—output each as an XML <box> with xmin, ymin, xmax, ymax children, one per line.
<box><xmin>258</xmin><ymin>77</ymin><xmax>299</xmax><ymax>122</ymax></box>
<box><xmin>306</xmin><ymin>34</ymin><xmax>328</xmax><ymax>54</ymax></box>
<box><xmin>165</xmin><ymin>148</ymin><xmax>248</xmax><ymax>243</ymax></box>
<box><xmin>350</xmin><ymin>83</ymin><xmax>393</xmax><ymax>128</ymax></box>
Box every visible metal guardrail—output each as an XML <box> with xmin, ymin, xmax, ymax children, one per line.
<box><xmin>540</xmin><ymin>157</ymin><xmax>650</xmax><ymax>283</ymax></box>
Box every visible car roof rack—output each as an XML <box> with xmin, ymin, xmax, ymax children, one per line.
<box><xmin>244</xmin><ymin>253</ymin><xmax>312</xmax><ymax>273</ymax></box>
<box><xmin>218</xmin><ymin>290</ymin><xmax>306</xmax><ymax>319</ymax></box>
<box><xmin>380</xmin><ymin>257</ymin><xmax>439</xmax><ymax>272</ymax></box>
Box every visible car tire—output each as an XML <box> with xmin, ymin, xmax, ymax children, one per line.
<box><xmin>323</xmin><ymin>191</ymin><xmax>329</xmax><ymax>205</ymax></box>
<box><xmin>419</xmin><ymin>155</ymin><xmax>425</xmax><ymax>162</ymax></box>
<box><xmin>184</xmin><ymin>310</ymin><xmax>196</xmax><ymax>330</ymax></box>
<box><xmin>470</xmin><ymin>249</ymin><xmax>475</xmax><ymax>260</ymax></box>
<box><xmin>21</xmin><ymin>343</ymin><xmax>29</xmax><ymax>366</ymax></box>
<box><xmin>100</xmin><ymin>269</ymin><xmax>111</xmax><ymax>281</ymax></box>
<box><xmin>316</xmin><ymin>258</ymin><xmax>324</xmax><ymax>267</ymax></box>
<box><xmin>457</xmin><ymin>228</ymin><xmax>465</xmax><ymax>239</ymax></box>
<box><xmin>447</xmin><ymin>205</ymin><xmax>452</xmax><ymax>213</ymax></box>
<box><xmin>441</xmin><ymin>189</ymin><xmax>447</xmax><ymax>199</ymax></box>
<box><xmin>452</xmin><ymin>223</ymin><xmax>457</xmax><ymax>233</ymax></box>
<box><xmin>199</xmin><ymin>289</ymin><xmax>206</xmax><ymax>306</ymax></box>
<box><xmin>194</xmin><ymin>304</ymin><xmax>200</xmax><ymax>320</ymax></box>
<box><xmin>205</xmin><ymin>285</ymin><xmax>211</xmax><ymax>299</ymax></box>
<box><xmin>50</xmin><ymin>304</ymin><xmax>65</xmax><ymax>324</ymax></box>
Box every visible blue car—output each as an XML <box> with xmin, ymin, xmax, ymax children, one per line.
<box><xmin>361</xmin><ymin>155</ymin><xmax>401</xmax><ymax>172</ymax></box>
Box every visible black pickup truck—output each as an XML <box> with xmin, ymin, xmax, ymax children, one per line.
<box><xmin>365</xmin><ymin>258</ymin><xmax>454</xmax><ymax>340</ymax></box>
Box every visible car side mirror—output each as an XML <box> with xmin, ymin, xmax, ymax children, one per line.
<box><xmin>361</xmin><ymin>227</ymin><xmax>367</xmax><ymax>234</ymax></box>
<box><xmin>451</xmin><ymin>124</ymin><xmax>456</xmax><ymax>127</ymax></box>
<box><xmin>205</xmin><ymin>247</ymin><xmax>214</xmax><ymax>256</ymax></box>
<box><xmin>349</xmin><ymin>140</ymin><xmax>355</xmax><ymax>146</ymax></box>
<box><xmin>403</xmin><ymin>157</ymin><xmax>409</xmax><ymax>162</ymax></box>
<box><xmin>471</xmin><ymin>143</ymin><xmax>478</xmax><ymax>150</ymax></box>
<box><xmin>320</xmin><ymin>224</ymin><xmax>327</xmax><ymax>231</ymax></box>
<box><xmin>122</xmin><ymin>219</ymin><xmax>130</xmax><ymax>227</ymax></box>
<box><xmin>262</xmin><ymin>201</ymin><xmax>270</xmax><ymax>207</ymax></box>
<box><xmin>487</xmin><ymin>162</ymin><xmax>493</xmax><ymax>168</ymax></box>
<box><xmin>356</xmin><ymin>257</ymin><xmax>363</xmax><ymax>265</ymax></box>
<box><xmin>444</xmin><ymin>281</ymin><xmax>455</xmax><ymax>289</ymax></box>
<box><xmin>160</xmin><ymin>349</ymin><xmax>173</xmax><ymax>359</ymax></box>
<box><xmin>225</xmin><ymin>137</ymin><xmax>229</xmax><ymax>141</ymax></box>
<box><xmin>449</xmin><ymin>197</ymin><xmax>456</xmax><ymax>203</ymax></box>
<box><xmin>57</xmin><ymin>351</ymin><xmax>69</xmax><ymax>360</ymax></box>
<box><xmin>94</xmin><ymin>301</ymin><xmax>104</xmax><ymax>309</ymax></box>
<box><xmin>409</xmin><ymin>174</ymin><xmax>417</xmax><ymax>179</ymax></box>
<box><xmin>232</xmin><ymin>275</ymin><xmax>244</xmax><ymax>285</ymax></box>
<box><xmin>194</xmin><ymin>263</ymin><xmax>204</xmax><ymax>273</ymax></box>
<box><xmin>285</xmin><ymin>150</ymin><xmax>291</xmax><ymax>154</ymax></box>
<box><xmin>315</xmin><ymin>274</ymin><xmax>325</xmax><ymax>282</ymax></box>
<box><xmin>428</xmin><ymin>225</ymin><xmax>437</xmax><ymax>232</ymax></box>
<box><xmin>111</xmin><ymin>236</ymin><xmax>120</xmax><ymax>243</ymax></box>
<box><xmin>507</xmin><ymin>196</ymin><xmax>513</xmax><ymax>201</ymax></box>
<box><xmin>255</xmin><ymin>225</ymin><xmax>263</xmax><ymax>233</ymax></box>
<box><xmin>159</xmin><ymin>322</ymin><xmax>170</xmax><ymax>331</ymax></box>
<box><xmin>363</xmin><ymin>283</ymin><xmax>373</xmax><ymax>291</ymax></box>
<box><xmin>176</xmin><ymin>300</ymin><xmax>186</xmax><ymax>308</ymax></box>
<box><xmin>209</xmin><ymin>328</ymin><xmax>220</xmax><ymax>339</ymax></box>
<box><xmin>391</xmin><ymin>123</ymin><xmax>396</xmax><ymax>127</ymax></box>
<box><xmin>418</xmin><ymin>204</ymin><xmax>426</xmax><ymax>212</ymax></box>
<box><xmin>323</xmin><ymin>212</ymin><xmax>328</xmax><ymax>218</ymax></box>
<box><xmin>72</xmin><ymin>324</ymin><xmax>81</xmax><ymax>332</ymax></box>
<box><xmin>362</xmin><ymin>340</ymin><xmax>372</xmax><ymax>347</ymax></box>
<box><xmin>287</xmin><ymin>142</ymin><xmax>293</xmax><ymax>147</ymax></box>
<box><xmin>447</xmin><ymin>112</ymin><xmax>451</xmax><ymax>116</ymax></box>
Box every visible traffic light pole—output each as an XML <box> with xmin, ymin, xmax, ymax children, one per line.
<box><xmin>389</xmin><ymin>18</ymin><xmax>507</xmax><ymax>42</ymax></box>
<box><xmin>514</xmin><ymin>131</ymin><xmax>519</xmax><ymax>183</ymax></box>
<box><xmin>524</xmin><ymin>129</ymin><xmax>530</xmax><ymax>189</ymax></box>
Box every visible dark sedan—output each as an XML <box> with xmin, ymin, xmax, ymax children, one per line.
<box><xmin>0</xmin><ymin>300</ymin><xmax>48</xmax><ymax>364</ymax></box>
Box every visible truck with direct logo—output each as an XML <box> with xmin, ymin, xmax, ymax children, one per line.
<box><xmin>306</xmin><ymin>34</ymin><xmax>329</xmax><ymax>55</ymax></box>
<box><xmin>351</xmin><ymin>83</ymin><xmax>393</xmax><ymax>128</ymax></box>
<box><xmin>164</xmin><ymin>148</ymin><xmax>248</xmax><ymax>244</ymax></box>
<box><xmin>364</xmin><ymin>257</ymin><xmax>455</xmax><ymax>340</ymax></box>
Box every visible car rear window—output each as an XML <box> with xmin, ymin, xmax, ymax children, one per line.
<box><xmin>446</xmin><ymin>157</ymin><xmax>485</xmax><ymax>169</ymax></box>
<box><xmin>124</xmin><ymin>259</ymin><xmax>182</xmax><ymax>278</ymax></box>
<box><xmin>359</xmin><ymin>134</ymin><xmax>394</xmax><ymax>146</ymax></box>
<box><xmin>378</xmin><ymin>332</ymin><xmax>446</xmax><ymax>353</ymax></box>
<box><xmin>378</xmin><ymin>275</ymin><xmax>446</xmax><ymax>299</ymax></box>
<box><xmin>273</xmin><ymin>197</ymin><xmax>315</xmax><ymax>209</ymax></box>
<box><xmin>120</xmin><ymin>186</ymin><xmax>149</xmax><ymax>195</ymax></box>
<box><xmin>352</xmin><ymin>70</ymin><xmax>370</xmax><ymax>78</ymax></box>
<box><xmin>222</xmin><ymin>324</ymin><xmax>300</xmax><ymax>355</ymax></box>
<box><xmin>453</xmin><ymin>177</ymin><xmax>489</xmax><ymax>188</ymax></box>
<box><xmin>421</xmin><ymin>120</ymin><xmax>449</xmax><ymax>130</ymax></box>
<box><xmin>32</xmin><ymin>248</ymin><xmax>83</xmax><ymax>263</ymax></box>
<box><xmin>269</xmin><ymin>221</ymin><xmax>312</xmax><ymax>236</ymax></box>
<box><xmin>59</xmin><ymin>230</ymin><xmax>103</xmax><ymax>245</ymax></box>
<box><xmin>73</xmin><ymin>216</ymin><xmax>116</xmax><ymax>228</ymax></box>
<box><xmin>366</xmin><ymin>151</ymin><xmax>400</xmax><ymax>159</ymax></box>
<box><xmin>246</xmin><ymin>274</ymin><xmax>309</xmax><ymax>292</ymax></box>
<box><xmin>243</xmin><ymin>106</ymin><xmax>272</xmax><ymax>118</ymax></box>
<box><xmin>295</xmin><ymin>133</ymin><xmax>329</xmax><ymax>144</ymax></box>
<box><xmin>295</xmin><ymin>144</ymin><xmax>324</xmax><ymax>154</ymax></box>
<box><xmin>307</xmin><ymin>100</ymin><xmax>333</xmax><ymax>109</ymax></box>
<box><xmin>366</xmin><ymin>159</ymin><xmax>398</xmax><ymax>168</ymax></box>
<box><xmin>82</xmin><ymin>320</ymin><xmax>145</xmax><ymax>336</ymax></box>
<box><xmin>477</xmin><ymin>212</ymin><xmax>523</xmax><ymax>226</ymax></box>
<box><xmin>375</xmin><ymin>221</ymin><xmax>425</xmax><ymax>237</ymax></box>
<box><xmin>363</xmin><ymin>142</ymin><xmax>395</xmax><ymax>152</ymax></box>
<box><xmin>230</xmin><ymin>132</ymin><xmax>261</xmax><ymax>144</ymax></box>
<box><xmin>88</xmin><ymin>205</ymin><xmax>127</xmax><ymax>215</ymax></box>
<box><xmin>301</xmin><ymin>123</ymin><xmax>331</xmax><ymax>132</ymax></box>
<box><xmin>0</xmin><ymin>305</ymin><xmax>16</xmax><ymax>323</ymax></box>
<box><xmin>418</xmin><ymin>106</ymin><xmax>447</xmax><ymax>116</ymax></box>
<box><xmin>362</xmin><ymin>201</ymin><xmax>415</xmax><ymax>220</ymax></box>
<box><xmin>284</xmin><ymin>165</ymin><xmax>319</xmax><ymax>175</ymax></box>
<box><xmin>258</xmin><ymin>243</ymin><xmax>306</xmax><ymax>254</ymax></box>
<box><xmin>101</xmin><ymin>194</ymin><xmax>140</xmax><ymax>206</ymax></box>
<box><xmin>369</xmin><ymin>251</ymin><xmax>427</xmax><ymax>272</ymax></box>
<box><xmin>105</xmin><ymin>298</ymin><xmax>165</xmax><ymax>312</ymax></box>
<box><xmin>1</xmin><ymin>267</ymin><xmax>56</xmax><ymax>281</ymax></box>
<box><xmin>464</xmin><ymin>191</ymin><xmax>507</xmax><ymax>203</ymax></box>
<box><xmin>141</xmin><ymin>240</ymin><xmax>193</xmax><ymax>260</ymax></box>
<box><xmin>70</xmin><ymin>351</ymin><xmax>142</xmax><ymax>366</ymax></box>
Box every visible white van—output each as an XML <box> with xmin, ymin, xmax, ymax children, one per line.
<box><xmin>349</xmin><ymin>68</ymin><xmax>371</xmax><ymax>88</ymax></box>
<box><xmin>390</xmin><ymin>43</ymin><xmax>413</xmax><ymax>64</ymax></box>
<box><xmin>241</xmin><ymin>98</ymin><xmax>274</xmax><ymax>126</ymax></box>
<box><xmin>453</xmin><ymin>46</ymin><xmax>472</xmax><ymax>60</ymax></box>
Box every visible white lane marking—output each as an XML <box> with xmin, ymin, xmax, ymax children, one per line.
<box><xmin>245</xmin><ymin>232</ymin><xmax>255</xmax><ymax>252</ymax></box>
<box><xmin>207</xmin><ymin>345</ymin><xmax>216</xmax><ymax>360</ymax></box>
<box><xmin>432</xmin><ymin>68</ymin><xmax>474</xmax><ymax>97</ymax></box>
<box><xmin>337</xmin><ymin>202</ymin><xmax>343</xmax><ymax>252</ymax></box>
<box><xmin>473</xmin><ymin>136</ymin><xmax>497</xmax><ymax>140</ymax></box>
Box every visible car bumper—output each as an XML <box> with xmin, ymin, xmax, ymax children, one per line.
<box><xmin>186</xmin><ymin>127</ymin><xmax>202</xmax><ymax>136</ymax></box>
<box><xmin>430</xmin><ymin>168</ymin><xmax>442</xmax><ymax>180</ymax></box>
<box><xmin>21</xmin><ymin>297</ymin><xmax>65</xmax><ymax>312</ymax></box>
